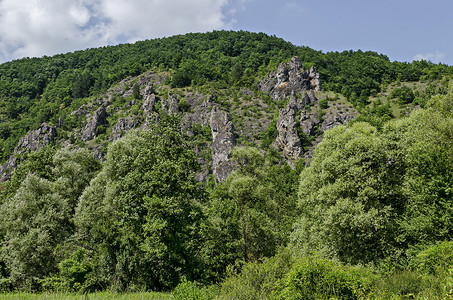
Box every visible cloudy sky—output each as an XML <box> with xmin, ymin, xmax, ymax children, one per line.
<box><xmin>0</xmin><ymin>0</ymin><xmax>451</xmax><ymax>65</ymax></box>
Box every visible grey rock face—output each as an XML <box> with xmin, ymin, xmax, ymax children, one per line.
<box><xmin>141</xmin><ymin>93</ymin><xmax>156</xmax><ymax>115</ymax></box>
<box><xmin>81</xmin><ymin>106</ymin><xmax>108</xmax><ymax>141</ymax></box>
<box><xmin>110</xmin><ymin>116</ymin><xmax>137</xmax><ymax>141</ymax></box>
<box><xmin>14</xmin><ymin>123</ymin><xmax>57</xmax><ymax>155</ymax></box>
<box><xmin>162</xmin><ymin>93</ymin><xmax>180</xmax><ymax>114</ymax></box>
<box><xmin>210</xmin><ymin>107</ymin><xmax>236</xmax><ymax>182</ymax></box>
<box><xmin>319</xmin><ymin>105</ymin><xmax>358</xmax><ymax>132</ymax></box>
<box><xmin>274</xmin><ymin>95</ymin><xmax>303</xmax><ymax>159</ymax></box>
<box><xmin>0</xmin><ymin>123</ymin><xmax>57</xmax><ymax>182</ymax></box>
<box><xmin>300</xmin><ymin>112</ymin><xmax>320</xmax><ymax>136</ymax></box>
<box><xmin>258</xmin><ymin>56</ymin><xmax>321</xmax><ymax>100</ymax></box>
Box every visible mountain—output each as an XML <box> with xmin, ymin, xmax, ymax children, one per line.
<box><xmin>0</xmin><ymin>30</ymin><xmax>451</xmax><ymax>181</ymax></box>
<box><xmin>0</xmin><ymin>30</ymin><xmax>452</xmax><ymax>294</ymax></box>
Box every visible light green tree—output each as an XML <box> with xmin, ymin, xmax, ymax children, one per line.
<box><xmin>0</xmin><ymin>147</ymin><xmax>100</xmax><ymax>289</ymax></box>
<box><xmin>0</xmin><ymin>174</ymin><xmax>69</xmax><ymax>289</ymax></box>
<box><xmin>292</xmin><ymin>122</ymin><xmax>405</xmax><ymax>264</ymax></box>
<box><xmin>291</xmin><ymin>85</ymin><xmax>453</xmax><ymax>264</ymax></box>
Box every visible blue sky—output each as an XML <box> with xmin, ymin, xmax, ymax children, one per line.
<box><xmin>0</xmin><ymin>0</ymin><xmax>451</xmax><ymax>65</ymax></box>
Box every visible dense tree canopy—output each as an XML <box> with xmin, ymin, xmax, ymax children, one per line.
<box><xmin>291</xmin><ymin>85</ymin><xmax>453</xmax><ymax>265</ymax></box>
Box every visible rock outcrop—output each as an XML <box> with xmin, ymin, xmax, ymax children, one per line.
<box><xmin>14</xmin><ymin>123</ymin><xmax>57</xmax><ymax>155</ymax></box>
<box><xmin>210</xmin><ymin>107</ymin><xmax>236</xmax><ymax>182</ymax></box>
<box><xmin>258</xmin><ymin>56</ymin><xmax>321</xmax><ymax>100</ymax></box>
<box><xmin>161</xmin><ymin>93</ymin><xmax>180</xmax><ymax>115</ymax></box>
<box><xmin>81</xmin><ymin>106</ymin><xmax>108</xmax><ymax>141</ymax></box>
<box><xmin>0</xmin><ymin>123</ymin><xmax>57</xmax><ymax>182</ymax></box>
<box><xmin>274</xmin><ymin>94</ymin><xmax>304</xmax><ymax>159</ymax></box>
<box><xmin>110</xmin><ymin>116</ymin><xmax>137</xmax><ymax>141</ymax></box>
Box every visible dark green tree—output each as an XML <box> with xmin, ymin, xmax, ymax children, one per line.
<box><xmin>75</xmin><ymin>115</ymin><xmax>206</xmax><ymax>290</ymax></box>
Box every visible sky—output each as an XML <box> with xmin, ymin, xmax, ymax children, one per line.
<box><xmin>0</xmin><ymin>0</ymin><xmax>452</xmax><ymax>65</ymax></box>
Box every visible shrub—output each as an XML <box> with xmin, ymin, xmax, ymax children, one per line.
<box><xmin>416</xmin><ymin>241</ymin><xmax>453</xmax><ymax>275</ymax></box>
<box><xmin>374</xmin><ymin>270</ymin><xmax>444</xmax><ymax>299</ymax></box>
<box><xmin>272</xmin><ymin>257</ymin><xmax>376</xmax><ymax>300</ymax></box>
<box><xmin>218</xmin><ymin>251</ymin><xmax>295</xmax><ymax>300</ymax></box>
<box><xmin>172</xmin><ymin>281</ymin><xmax>219</xmax><ymax>300</ymax></box>
<box><xmin>41</xmin><ymin>248</ymin><xmax>93</xmax><ymax>292</ymax></box>
<box><xmin>319</xmin><ymin>98</ymin><xmax>329</xmax><ymax>109</ymax></box>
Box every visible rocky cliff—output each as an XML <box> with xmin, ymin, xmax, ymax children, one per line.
<box><xmin>0</xmin><ymin>123</ymin><xmax>57</xmax><ymax>182</ymax></box>
<box><xmin>258</xmin><ymin>56</ymin><xmax>321</xmax><ymax>100</ymax></box>
<box><xmin>0</xmin><ymin>58</ymin><xmax>358</xmax><ymax>183</ymax></box>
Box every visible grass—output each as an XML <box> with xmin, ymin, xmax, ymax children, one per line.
<box><xmin>0</xmin><ymin>292</ymin><xmax>172</xmax><ymax>300</ymax></box>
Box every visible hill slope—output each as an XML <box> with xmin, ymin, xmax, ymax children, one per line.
<box><xmin>0</xmin><ymin>31</ymin><xmax>452</xmax><ymax>293</ymax></box>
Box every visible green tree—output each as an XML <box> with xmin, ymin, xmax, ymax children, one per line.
<box><xmin>292</xmin><ymin>87</ymin><xmax>453</xmax><ymax>265</ymax></box>
<box><xmin>205</xmin><ymin>147</ymin><xmax>299</xmax><ymax>276</ymax></box>
<box><xmin>0</xmin><ymin>174</ymin><xmax>69</xmax><ymax>289</ymax></box>
<box><xmin>0</xmin><ymin>147</ymin><xmax>100</xmax><ymax>290</ymax></box>
<box><xmin>75</xmin><ymin>115</ymin><xmax>206</xmax><ymax>290</ymax></box>
<box><xmin>291</xmin><ymin>122</ymin><xmax>406</xmax><ymax>264</ymax></box>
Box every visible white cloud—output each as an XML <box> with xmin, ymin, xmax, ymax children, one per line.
<box><xmin>0</xmin><ymin>0</ymin><xmax>239</xmax><ymax>62</ymax></box>
<box><xmin>413</xmin><ymin>51</ymin><xmax>446</xmax><ymax>63</ymax></box>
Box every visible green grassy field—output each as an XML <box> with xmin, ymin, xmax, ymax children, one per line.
<box><xmin>0</xmin><ymin>292</ymin><xmax>172</xmax><ymax>300</ymax></box>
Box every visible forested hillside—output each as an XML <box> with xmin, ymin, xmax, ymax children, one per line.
<box><xmin>0</xmin><ymin>30</ymin><xmax>452</xmax><ymax>299</ymax></box>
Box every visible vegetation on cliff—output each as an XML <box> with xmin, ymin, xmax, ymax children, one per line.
<box><xmin>0</xmin><ymin>31</ymin><xmax>452</xmax><ymax>299</ymax></box>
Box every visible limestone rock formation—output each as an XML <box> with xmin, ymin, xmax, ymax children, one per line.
<box><xmin>210</xmin><ymin>107</ymin><xmax>236</xmax><ymax>182</ymax></box>
<box><xmin>81</xmin><ymin>106</ymin><xmax>108</xmax><ymax>141</ymax></box>
<box><xmin>274</xmin><ymin>95</ymin><xmax>303</xmax><ymax>159</ymax></box>
<box><xmin>110</xmin><ymin>116</ymin><xmax>137</xmax><ymax>141</ymax></box>
<box><xmin>258</xmin><ymin>56</ymin><xmax>321</xmax><ymax>100</ymax></box>
<box><xmin>0</xmin><ymin>123</ymin><xmax>57</xmax><ymax>182</ymax></box>
<box><xmin>300</xmin><ymin>112</ymin><xmax>320</xmax><ymax>136</ymax></box>
<box><xmin>161</xmin><ymin>93</ymin><xmax>179</xmax><ymax>114</ymax></box>
<box><xmin>14</xmin><ymin>123</ymin><xmax>57</xmax><ymax>155</ymax></box>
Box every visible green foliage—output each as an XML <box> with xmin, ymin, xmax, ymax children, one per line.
<box><xmin>259</xmin><ymin>115</ymin><xmax>278</xmax><ymax>149</ymax></box>
<box><xmin>293</xmin><ymin>86</ymin><xmax>453</xmax><ymax>266</ymax></box>
<box><xmin>0</xmin><ymin>148</ymin><xmax>100</xmax><ymax>290</ymax></box>
<box><xmin>75</xmin><ymin>115</ymin><xmax>206</xmax><ymax>290</ymax></box>
<box><xmin>415</xmin><ymin>242</ymin><xmax>453</xmax><ymax>275</ymax></box>
<box><xmin>41</xmin><ymin>248</ymin><xmax>93</xmax><ymax>292</ymax></box>
<box><xmin>390</xmin><ymin>86</ymin><xmax>415</xmax><ymax>104</ymax></box>
<box><xmin>203</xmin><ymin>147</ymin><xmax>299</xmax><ymax>280</ymax></box>
<box><xmin>218</xmin><ymin>251</ymin><xmax>376</xmax><ymax>300</ymax></box>
<box><xmin>131</xmin><ymin>83</ymin><xmax>141</xmax><ymax>100</ymax></box>
<box><xmin>318</xmin><ymin>97</ymin><xmax>329</xmax><ymax>109</ymax></box>
<box><xmin>273</xmin><ymin>257</ymin><xmax>375</xmax><ymax>300</ymax></box>
<box><xmin>178</xmin><ymin>98</ymin><xmax>191</xmax><ymax>113</ymax></box>
<box><xmin>292</xmin><ymin>122</ymin><xmax>405</xmax><ymax>264</ymax></box>
<box><xmin>172</xmin><ymin>281</ymin><xmax>219</xmax><ymax>300</ymax></box>
<box><xmin>374</xmin><ymin>269</ymin><xmax>445</xmax><ymax>299</ymax></box>
<box><xmin>0</xmin><ymin>174</ymin><xmax>69</xmax><ymax>289</ymax></box>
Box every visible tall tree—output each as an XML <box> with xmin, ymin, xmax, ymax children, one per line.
<box><xmin>75</xmin><ymin>115</ymin><xmax>206</xmax><ymax>290</ymax></box>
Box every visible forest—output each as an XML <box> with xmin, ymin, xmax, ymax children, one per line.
<box><xmin>0</xmin><ymin>30</ymin><xmax>452</xmax><ymax>299</ymax></box>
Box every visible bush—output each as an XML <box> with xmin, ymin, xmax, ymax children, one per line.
<box><xmin>218</xmin><ymin>252</ymin><xmax>376</xmax><ymax>300</ymax></box>
<box><xmin>416</xmin><ymin>241</ymin><xmax>453</xmax><ymax>275</ymax></box>
<box><xmin>41</xmin><ymin>248</ymin><xmax>93</xmax><ymax>292</ymax></box>
<box><xmin>273</xmin><ymin>257</ymin><xmax>376</xmax><ymax>300</ymax></box>
<box><xmin>374</xmin><ymin>270</ymin><xmax>444</xmax><ymax>299</ymax></box>
<box><xmin>319</xmin><ymin>98</ymin><xmax>329</xmax><ymax>109</ymax></box>
<box><xmin>390</xmin><ymin>86</ymin><xmax>415</xmax><ymax>104</ymax></box>
<box><xmin>172</xmin><ymin>281</ymin><xmax>219</xmax><ymax>300</ymax></box>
